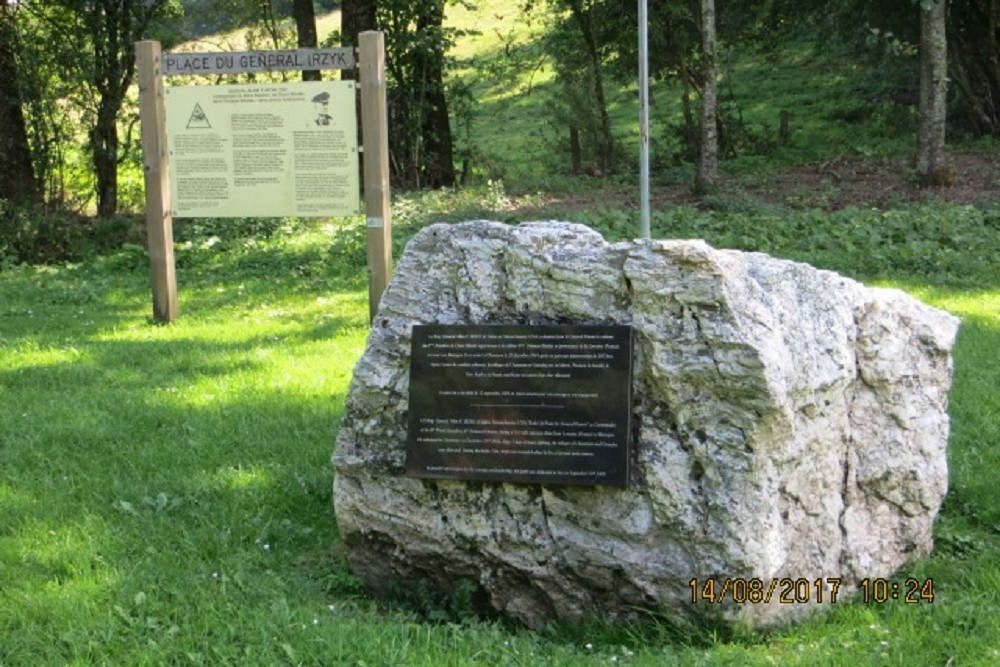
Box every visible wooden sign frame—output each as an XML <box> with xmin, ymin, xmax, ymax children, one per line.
<box><xmin>136</xmin><ymin>34</ymin><xmax>392</xmax><ymax>324</ymax></box>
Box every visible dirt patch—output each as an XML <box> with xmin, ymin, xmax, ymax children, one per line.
<box><xmin>733</xmin><ymin>152</ymin><xmax>1000</xmax><ymax>211</ymax></box>
<box><xmin>506</xmin><ymin>151</ymin><xmax>1000</xmax><ymax>217</ymax></box>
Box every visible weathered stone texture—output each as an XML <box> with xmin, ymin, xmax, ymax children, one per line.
<box><xmin>333</xmin><ymin>221</ymin><xmax>959</xmax><ymax>628</ymax></box>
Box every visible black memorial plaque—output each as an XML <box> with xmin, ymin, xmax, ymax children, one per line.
<box><xmin>405</xmin><ymin>324</ymin><xmax>633</xmax><ymax>487</ymax></box>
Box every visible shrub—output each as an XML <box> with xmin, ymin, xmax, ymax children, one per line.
<box><xmin>0</xmin><ymin>200</ymin><xmax>144</xmax><ymax>267</ymax></box>
<box><xmin>0</xmin><ymin>200</ymin><xmax>86</xmax><ymax>266</ymax></box>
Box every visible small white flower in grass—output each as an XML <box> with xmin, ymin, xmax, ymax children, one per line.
<box><xmin>313</xmin><ymin>618</ymin><xmax>319</xmax><ymax>625</ymax></box>
<box><xmin>212</xmin><ymin>572</ymin><xmax>219</xmax><ymax>579</ymax></box>
<box><xmin>585</xmin><ymin>643</ymin><xmax>593</xmax><ymax>651</ymax></box>
<box><xmin>263</xmin><ymin>543</ymin><xmax>271</xmax><ymax>552</ymax></box>
<box><xmin>610</xmin><ymin>656</ymin><xmax>618</xmax><ymax>663</ymax></box>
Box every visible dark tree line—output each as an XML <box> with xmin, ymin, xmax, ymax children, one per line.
<box><xmin>0</xmin><ymin>0</ymin><xmax>457</xmax><ymax>216</ymax></box>
<box><xmin>0</xmin><ymin>0</ymin><xmax>35</xmax><ymax>204</ymax></box>
<box><xmin>2</xmin><ymin>0</ymin><xmax>177</xmax><ymax>217</ymax></box>
<box><xmin>341</xmin><ymin>0</ymin><xmax>456</xmax><ymax>188</ymax></box>
<box><xmin>538</xmin><ymin>0</ymin><xmax>955</xmax><ymax>188</ymax></box>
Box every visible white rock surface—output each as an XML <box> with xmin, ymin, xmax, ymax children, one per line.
<box><xmin>332</xmin><ymin>221</ymin><xmax>960</xmax><ymax>628</ymax></box>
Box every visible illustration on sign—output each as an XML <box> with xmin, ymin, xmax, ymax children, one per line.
<box><xmin>164</xmin><ymin>81</ymin><xmax>360</xmax><ymax>218</ymax></box>
<box><xmin>186</xmin><ymin>103</ymin><xmax>211</xmax><ymax>129</ymax></box>
<box><xmin>312</xmin><ymin>92</ymin><xmax>332</xmax><ymax>126</ymax></box>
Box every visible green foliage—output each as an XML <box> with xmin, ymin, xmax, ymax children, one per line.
<box><xmin>12</xmin><ymin>0</ymin><xmax>180</xmax><ymax>216</ymax></box>
<box><xmin>0</xmin><ymin>201</ymin><xmax>79</xmax><ymax>266</ymax></box>
<box><xmin>171</xmin><ymin>215</ymin><xmax>370</xmax><ymax>287</ymax></box>
<box><xmin>539</xmin><ymin>1</ymin><xmax>622</xmax><ymax>174</ymax></box>
<box><xmin>11</xmin><ymin>4</ymin><xmax>81</xmax><ymax>207</ymax></box>
<box><xmin>0</xmin><ymin>200</ymin><xmax>142</xmax><ymax>266</ymax></box>
<box><xmin>575</xmin><ymin>202</ymin><xmax>999</xmax><ymax>288</ymax></box>
<box><xmin>754</xmin><ymin>0</ymin><xmax>999</xmax><ymax>138</ymax></box>
<box><xmin>384</xmin><ymin>577</ymin><xmax>488</xmax><ymax>624</ymax></box>
<box><xmin>390</xmin><ymin>180</ymin><xmax>520</xmax><ymax>254</ymax></box>
<box><xmin>158</xmin><ymin>0</ymin><xmax>301</xmax><ymax>45</ymax></box>
<box><xmin>378</xmin><ymin>0</ymin><xmax>461</xmax><ymax>188</ymax></box>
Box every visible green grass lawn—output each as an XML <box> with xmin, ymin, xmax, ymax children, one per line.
<box><xmin>1</xmin><ymin>201</ymin><xmax>998</xmax><ymax>665</ymax></box>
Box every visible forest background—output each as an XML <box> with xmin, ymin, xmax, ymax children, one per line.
<box><xmin>0</xmin><ymin>0</ymin><xmax>998</xmax><ymax>248</ymax></box>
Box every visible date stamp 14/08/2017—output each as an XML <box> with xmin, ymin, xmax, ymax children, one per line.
<box><xmin>689</xmin><ymin>578</ymin><xmax>936</xmax><ymax>605</ymax></box>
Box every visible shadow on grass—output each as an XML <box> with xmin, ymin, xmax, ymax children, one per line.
<box><xmin>0</xmin><ymin>315</ymin><xmax>367</xmax><ymax>662</ymax></box>
<box><xmin>0</xmin><ymin>251</ymin><xmax>370</xmax><ymax>658</ymax></box>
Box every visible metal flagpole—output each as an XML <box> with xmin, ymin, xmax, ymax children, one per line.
<box><xmin>638</xmin><ymin>0</ymin><xmax>651</xmax><ymax>239</ymax></box>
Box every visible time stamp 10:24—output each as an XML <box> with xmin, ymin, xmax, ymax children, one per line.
<box><xmin>689</xmin><ymin>577</ymin><xmax>936</xmax><ymax>605</ymax></box>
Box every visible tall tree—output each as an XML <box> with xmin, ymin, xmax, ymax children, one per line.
<box><xmin>949</xmin><ymin>0</ymin><xmax>1000</xmax><ymax>136</ymax></box>
<box><xmin>916</xmin><ymin>0</ymin><xmax>949</xmax><ymax>185</ymax></box>
<box><xmin>357</xmin><ymin>0</ymin><xmax>456</xmax><ymax>188</ymax></box>
<box><xmin>0</xmin><ymin>0</ymin><xmax>37</xmax><ymax>203</ymax></box>
<box><xmin>565</xmin><ymin>0</ymin><xmax>616</xmax><ymax>173</ymax></box>
<box><xmin>757</xmin><ymin>0</ymin><xmax>997</xmax><ymax>137</ymax></box>
<box><xmin>340</xmin><ymin>0</ymin><xmax>377</xmax><ymax>81</ymax></box>
<box><xmin>570</xmin><ymin>0</ymin><xmax>727</xmax><ymax>167</ymax></box>
<box><xmin>541</xmin><ymin>0</ymin><xmax>625</xmax><ymax>174</ymax></box>
<box><xmin>30</xmin><ymin>0</ymin><xmax>175</xmax><ymax>217</ymax></box>
<box><xmin>410</xmin><ymin>1</ymin><xmax>455</xmax><ymax>187</ymax></box>
<box><xmin>293</xmin><ymin>0</ymin><xmax>320</xmax><ymax>81</ymax></box>
<box><xmin>694</xmin><ymin>0</ymin><xmax>718</xmax><ymax>193</ymax></box>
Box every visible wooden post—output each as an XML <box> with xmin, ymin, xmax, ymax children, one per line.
<box><xmin>358</xmin><ymin>31</ymin><xmax>393</xmax><ymax>323</ymax></box>
<box><xmin>136</xmin><ymin>40</ymin><xmax>178</xmax><ymax>323</ymax></box>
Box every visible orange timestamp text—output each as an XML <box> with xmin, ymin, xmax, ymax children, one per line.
<box><xmin>689</xmin><ymin>577</ymin><xmax>843</xmax><ymax>604</ymax></box>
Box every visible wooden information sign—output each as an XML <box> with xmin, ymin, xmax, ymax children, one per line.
<box><xmin>136</xmin><ymin>33</ymin><xmax>391</xmax><ymax>324</ymax></box>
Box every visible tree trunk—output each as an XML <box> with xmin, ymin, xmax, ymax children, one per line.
<box><xmin>949</xmin><ymin>0</ymin><xmax>999</xmax><ymax>136</ymax></box>
<box><xmin>341</xmin><ymin>0</ymin><xmax>377</xmax><ymax>81</ymax></box>
<box><xmin>86</xmin><ymin>0</ymin><xmax>170</xmax><ymax>217</ymax></box>
<box><xmin>415</xmin><ymin>1</ymin><xmax>455</xmax><ymax>188</ymax></box>
<box><xmin>568</xmin><ymin>0</ymin><xmax>615</xmax><ymax>173</ymax></box>
<box><xmin>916</xmin><ymin>0</ymin><xmax>950</xmax><ymax>186</ymax></box>
<box><xmin>91</xmin><ymin>94</ymin><xmax>121</xmax><ymax>218</ymax></box>
<box><xmin>293</xmin><ymin>0</ymin><xmax>320</xmax><ymax>81</ymax></box>
<box><xmin>569</xmin><ymin>125</ymin><xmax>582</xmax><ymax>174</ymax></box>
<box><xmin>87</xmin><ymin>0</ymin><xmax>140</xmax><ymax>217</ymax></box>
<box><xmin>694</xmin><ymin>0</ymin><xmax>718</xmax><ymax>194</ymax></box>
<box><xmin>0</xmin><ymin>0</ymin><xmax>37</xmax><ymax>203</ymax></box>
<box><xmin>677</xmin><ymin>54</ymin><xmax>698</xmax><ymax>162</ymax></box>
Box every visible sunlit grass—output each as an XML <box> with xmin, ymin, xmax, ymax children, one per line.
<box><xmin>0</xmin><ymin>247</ymin><xmax>371</xmax><ymax>664</ymax></box>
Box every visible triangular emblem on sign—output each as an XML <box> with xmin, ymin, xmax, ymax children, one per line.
<box><xmin>186</xmin><ymin>103</ymin><xmax>211</xmax><ymax>129</ymax></box>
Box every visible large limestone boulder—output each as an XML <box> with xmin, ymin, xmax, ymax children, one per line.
<box><xmin>332</xmin><ymin>221</ymin><xmax>960</xmax><ymax>628</ymax></box>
